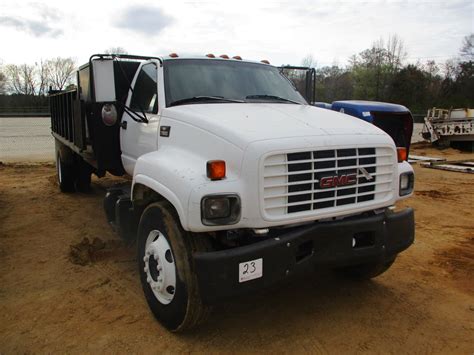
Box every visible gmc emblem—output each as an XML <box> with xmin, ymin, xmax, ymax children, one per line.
<box><xmin>320</xmin><ymin>174</ymin><xmax>357</xmax><ymax>188</ymax></box>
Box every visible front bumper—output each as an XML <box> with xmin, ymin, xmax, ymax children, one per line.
<box><xmin>194</xmin><ymin>208</ymin><xmax>414</xmax><ymax>304</ymax></box>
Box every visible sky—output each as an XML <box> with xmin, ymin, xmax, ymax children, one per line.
<box><xmin>0</xmin><ymin>0</ymin><xmax>472</xmax><ymax>68</ymax></box>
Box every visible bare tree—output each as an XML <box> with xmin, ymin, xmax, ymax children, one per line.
<box><xmin>36</xmin><ymin>60</ymin><xmax>50</xmax><ymax>96</ymax></box>
<box><xmin>0</xmin><ymin>72</ymin><xmax>6</xmax><ymax>94</ymax></box>
<box><xmin>0</xmin><ymin>64</ymin><xmax>6</xmax><ymax>95</ymax></box>
<box><xmin>104</xmin><ymin>47</ymin><xmax>128</xmax><ymax>55</ymax></box>
<box><xmin>459</xmin><ymin>33</ymin><xmax>473</xmax><ymax>61</ymax></box>
<box><xmin>424</xmin><ymin>60</ymin><xmax>440</xmax><ymax>78</ymax></box>
<box><xmin>301</xmin><ymin>54</ymin><xmax>317</xmax><ymax>68</ymax></box>
<box><xmin>386</xmin><ymin>34</ymin><xmax>407</xmax><ymax>72</ymax></box>
<box><xmin>5</xmin><ymin>64</ymin><xmax>37</xmax><ymax>95</ymax></box>
<box><xmin>45</xmin><ymin>57</ymin><xmax>76</xmax><ymax>90</ymax></box>
<box><xmin>443</xmin><ymin>59</ymin><xmax>459</xmax><ymax>80</ymax></box>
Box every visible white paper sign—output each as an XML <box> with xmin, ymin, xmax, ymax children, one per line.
<box><xmin>239</xmin><ymin>258</ymin><xmax>263</xmax><ymax>283</ymax></box>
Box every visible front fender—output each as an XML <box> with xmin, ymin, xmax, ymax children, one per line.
<box><xmin>132</xmin><ymin>149</ymin><xmax>206</xmax><ymax>230</ymax></box>
<box><xmin>133</xmin><ymin>173</ymin><xmax>187</xmax><ymax>228</ymax></box>
<box><xmin>132</xmin><ymin>147</ymin><xmax>235</xmax><ymax>231</ymax></box>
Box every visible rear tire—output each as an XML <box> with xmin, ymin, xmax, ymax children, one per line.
<box><xmin>137</xmin><ymin>201</ymin><xmax>212</xmax><ymax>332</ymax></box>
<box><xmin>55</xmin><ymin>141</ymin><xmax>76</xmax><ymax>193</ymax></box>
<box><xmin>75</xmin><ymin>158</ymin><xmax>92</xmax><ymax>193</ymax></box>
<box><xmin>335</xmin><ymin>257</ymin><xmax>396</xmax><ymax>280</ymax></box>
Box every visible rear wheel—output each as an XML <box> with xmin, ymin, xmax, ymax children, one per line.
<box><xmin>55</xmin><ymin>141</ymin><xmax>77</xmax><ymax>193</ymax></box>
<box><xmin>335</xmin><ymin>257</ymin><xmax>396</xmax><ymax>280</ymax></box>
<box><xmin>75</xmin><ymin>158</ymin><xmax>92</xmax><ymax>192</ymax></box>
<box><xmin>137</xmin><ymin>201</ymin><xmax>212</xmax><ymax>331</ymax></box>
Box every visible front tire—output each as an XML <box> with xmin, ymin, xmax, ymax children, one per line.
<box><xmin>335</xmin><ymin>257</ymin><xmax>396</xmax><ymax>280</ymax></box>
<box><xmin>137</xmin><ymin>201</ymin><xmax>212</xmax><ymax>331</ymax></box>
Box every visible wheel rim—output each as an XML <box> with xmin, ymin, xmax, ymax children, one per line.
<box><xmin>143</xmin><ymin>230</ymin><xmax>176</xmax><ymax>304</ymax></box>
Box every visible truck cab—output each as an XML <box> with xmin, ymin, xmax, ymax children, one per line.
<box><xmin>50</xmin><ymin>54</ymin><xmax>415</xmax><ymax>332</ymax></box>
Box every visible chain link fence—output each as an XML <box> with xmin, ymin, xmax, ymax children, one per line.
<box><xmin>0</xmin><ymin>116</ymin><xmax>55</xmax><ymax>162</ymax></box>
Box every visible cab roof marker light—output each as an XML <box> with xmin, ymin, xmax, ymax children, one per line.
<box><xmin>261</xmin><ymin>59</ymin><xmax>270</xmax><ymax>64</ymax></box>
<box><xmin>206</xmin><ymin>53</ymin><xmax>215</xmax><ymax>58</ymax></box>
<box><xmin>169</xmin><ymin>53</ymin><xmax>179</xmax><ymax>58</ymax></box>
<box><xmin>219</xmin><ymin>54</ymin><xmax>229</xmax><ymax>59</ymax></box>
<box><xmin>232</xmin><ymin>56</ymin><xmax>242</xmax><ymax>60</ymax></box>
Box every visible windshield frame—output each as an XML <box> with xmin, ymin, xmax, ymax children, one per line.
<box><xmin>162</xmin><ymin>58</ymin><xmax>308</xmax><ymax>107</ymax></box>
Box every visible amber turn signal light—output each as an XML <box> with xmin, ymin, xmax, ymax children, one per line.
<box><xmin>207</xmin><ymin>160</ymin><xmax>226</xmax><ymax>180</ymax></box>
<box><xmin>397</xmin><ymin>147</ymin><xmax>407</xmax><ymax>162</ymax></box>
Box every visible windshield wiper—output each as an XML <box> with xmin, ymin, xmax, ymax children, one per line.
<box><xmin>245</xmin><ymin>94</ymin><xmax>301</xmax><ymax>104</ymax></box>
<box><xmin>169</xmin><ymin>96</ymin><xmax>244</xmax><ymax>107</ymax></box>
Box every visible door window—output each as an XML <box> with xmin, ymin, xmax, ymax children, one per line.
<box><xmin>130</xmin><ymin>63</ymin><xmax>158</xmax><ymax>114</ymax></box>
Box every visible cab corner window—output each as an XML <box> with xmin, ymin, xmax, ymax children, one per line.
<box><xmin>130</xmin><ymin>63</ymin><xmax>158</xmax><ymax>114</ymax></box>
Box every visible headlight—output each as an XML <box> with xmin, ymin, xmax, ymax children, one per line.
<box><xmin>399</xmin><ymin>172</ymin><xmax>414</xmax><ymax>196</ymax></box>
<box><xmin>201</xmin><ymin>194</ymin><xmax>241</xmax><ymax>226</ymax></box>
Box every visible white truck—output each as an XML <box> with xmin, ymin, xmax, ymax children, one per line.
<box><xmin>50</xmin><ymin>53</ymin><xmax>415</xmax><ymax>331</ymax></box>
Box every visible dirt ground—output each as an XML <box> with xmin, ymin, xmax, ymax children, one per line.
<box><xmin>1</xmin><ymin>142</ymin><xmax>473</xmax><ymax>354</ymax></box>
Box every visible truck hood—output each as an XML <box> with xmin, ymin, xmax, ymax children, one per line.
<box><xmin>162</xmin><ymin>103</ymin><xmax>387</xmax><ymax>149</ymax></box>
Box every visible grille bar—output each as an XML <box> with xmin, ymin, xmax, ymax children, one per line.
<box><xmin>264</xmin><ymin>171</ymin><xmax>393</xmax><ymax>189</ymax></box>
<box><xmin>264</xmin><ymin>162</ymin><xmax>392</xmax><ymax>178</ymax></box>
<box><xmin>265</xmin><ymin>179</ymin><xmax>391</xmax><ymax>199</ymax></box>
<box><xmin>266</xmin><ymin>188</ymin><xmax>392</xmax><ymax>209</ymax></box>
<box><xmin>264</xmin><ymin>153</ymin><xmax>392</xmax><ymax>167</ymax></box>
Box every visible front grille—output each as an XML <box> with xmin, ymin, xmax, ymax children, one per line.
<box><xmin>263</xmin><ymin>147</ymin><xmax>394</xmax><ymax>217</ymax></box>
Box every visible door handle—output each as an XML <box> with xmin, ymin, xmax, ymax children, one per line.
<box><xmin>121</xmin><ymin>121</ymin><xmax>128</xmax><ymax>129</ymax></box>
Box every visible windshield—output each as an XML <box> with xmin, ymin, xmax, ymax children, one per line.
<box><xmin>163</xmin><ymin>59</ymin><xmax>307</xmax><ymax>107</ymax></box>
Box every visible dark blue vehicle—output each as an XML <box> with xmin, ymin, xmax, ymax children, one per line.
<box><xmin>321</xmin><ymin>100</ymin><xmax>414</xmax><ymax>156</ymax></box>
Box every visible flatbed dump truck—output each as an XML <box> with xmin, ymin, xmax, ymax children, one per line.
<box><xmin>50</xmin><ymin>53</ymin><xmax>415</xmax><ymax>331</ymax></box>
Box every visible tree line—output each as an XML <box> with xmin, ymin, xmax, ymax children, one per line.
<box><xmin>0</xmin><ymin>57</ymin><xmax>76</xmax><ymax>96</ymax></box>
<box><xmin>303</xmin><ymin>34</ymin><xmax>473</xmax><ymax>112</ymax></box>
<box><xmin>0</xmin><ymin>57</ymin><xmax>76</xmax><ymax>110</ymax></box>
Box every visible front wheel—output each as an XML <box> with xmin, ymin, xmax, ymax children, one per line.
<box><xmin>137</xmin><ymin>201</ymin><xmax>212</xmax><ymax>332</ymax></box>
<box><xmin>334</xmin><ymin>257</ymin><xmax>396</xmax><ymax>280</ymax></box>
